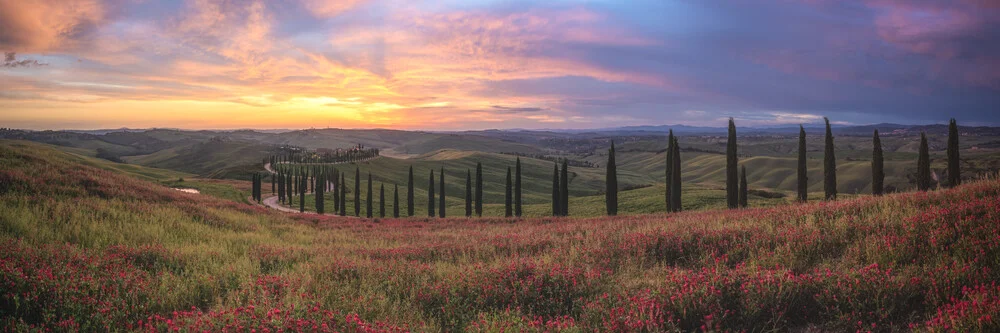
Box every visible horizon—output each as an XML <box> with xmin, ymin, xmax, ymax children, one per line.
<box><xmin>3</xmin><ymin>1</ymin><xmax>999</xmax><ymax>129</ymax></box>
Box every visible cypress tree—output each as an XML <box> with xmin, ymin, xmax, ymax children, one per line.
<box><xmin>947</xmin><ymin>118</ymin><xmax>960</xmax><ymax>187</ymax></box>
<box><xmin>671</xmin><ymin>136</ymin><xmax>682</xmax><ymax>212</ymax></box>
<box><xmin>515</xmin><ymin>157</ymin><xmax>522</xmax><ymax>217</ymax></box>
<box><xmin>367</xmin><ymin>173</ymin><xmax>373</xmax><ymax>218</ymax></box>
<box><xmin>299</xmin><ymin>175</ymin><xmax>306</xmax><ymax>213</ymax></box>
<box><xmin>606</xmin><ymin>141</ymin><xmax>618</xmax><ymax>216</ymax></box>
<box><xmin>287</xmin><ymin>173</ymin><xmax>293</xmax><ymax>204</ymax></box>
<box><xmin>277</xmin><ymin>171</ymin><xmax>284</xmax><ymax>204</ymax></box>
<box><xmin>726</xmin><ymin>118</ymin><xmax>739</xmax><ymax>208</ymax></box>
<box><xmin>316</xmin><ymin>173</ymin><xmax>325</xmax><ymax>214</ymax></box>
<box><xmin>354</xmin><ymin>168</ymin><xmax>361</xmax><ymax>216</ymax></box>
<box><xmin>428</xmin><ymin>170</ymin><xmax>435</xmax><ymax>217</ymax></box>
<box><xmin>872</xmin><ymin>129</ymin><xmax>884</xmax><ymax>196</ymax></box>
<box><xmin>339</xmin><ymin>173</ymin><xmax>346</xmax><ymax>216</ymax></box>
<box><xmin>333</xmin><ymin>169</ymin><xmax>340</xmax><ymax>213</ymax></box>
<box><xmin>271</xmin><ymin>173</ymin><xmax>275</xmax><ymax>194</ymax></box>
<box><xmin>393</xmin><ymin>184</ymin><xmax>400</xmax><ymax>218</ymax></box>
<box><xmin>917</xmin><ymin>132</ymin><xmax>931</xmax><ymax>191</ymax></box>
<box><xmin>739</xmin><ymin>165</ymin><xmax>748</xmax><ymax>208</ymax></box>
<box><xmin>439</xmin><ymin>168</ymin><xmax>446</xmax><ymax>218</ymax></box>
<box><xmin>407</xmin><ymin>166</ymin><xmax>415</xmax><ymax>217</ymax></box>
<box><xmin>823</xmin><ymin>117</ymin><xmax>837</xmax><ymax>200</ymax></box>
<box><xmin>379</xmin><ymin>183</ymin><xmax>385</xmax><ymax>218</ymax></box>
<box><xmin>505</xmin><ymin>167</ymin><xmax>512</xmax><ymax>217</ymax></box>
<box><xmin>666</xmin><ymin>130</ymin><xmax>674</xmax><ymax>212</ymax></box>
<box><xmin>552</xmin><ymin>162</ymin><xmax>560</xmax><ymax>217</ymax></box>
<box><xmin>475</xmin><ymin>162</ymin><xmax>483</xmax><ymax>217</ymax></box>
<box><xmin>797</xmin><ymin>125</ymin><xmax>808</xmax><ymax>202</ymax></box>
<box><xmin>560</xmin><ymin>159</ymin><xmax>568</xmax><ymax>216</ymax></box>
<box><xmin>465</xmin><ymin>170</ymin><xmax>472</xmax><ymax>217</ymax></box>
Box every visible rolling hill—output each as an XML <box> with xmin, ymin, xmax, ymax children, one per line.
<box><xmin>2</xmin><ymin>139</ymin><xmax>999</xmax><ymax>331</ymax></box>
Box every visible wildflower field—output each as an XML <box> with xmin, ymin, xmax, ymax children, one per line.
<box><xmin>1</xmin><ymin>140</ymin><xmax>999</xmax><ymax>332</ymax></box>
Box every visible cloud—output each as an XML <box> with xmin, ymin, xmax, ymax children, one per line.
<box><xmin>0</xmin><ymin>0</ymin><xmax>108</xmax><ymax>52</ymax></box>
<box><xmin>301</xmin><ymin>0</ymin><xmax>368</xmax><ymax>18</ymax></box>
<box><xmin>489</xmin><ymin>105</ymin><xmax>545</xmax><ymax>113</ymax></box>
<box><xmin>2</xmin><ymin>52</ymin><xmax>47</xmax><ymax>68</ymax></box>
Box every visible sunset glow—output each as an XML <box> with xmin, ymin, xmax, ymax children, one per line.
<box><xmin>2</xmin><ymin>0</ymin><xmax>999</xmax><ymax>130</ymax></box>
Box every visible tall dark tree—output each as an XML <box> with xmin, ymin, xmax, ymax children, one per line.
<box><xmin>514</xmin><ymin>157</ymin><xmax>523</xmax><ymax>217</ymax></box>
<box><xmin>277</xmin><ymin>171</ymin><xmax>285</xmax><ymax>204</ymax></box>
<box><xmin>552</xmin><ymin>162</ymin><xmax>560</xmax><ymax>216</ymax></box>
<box><xmin>917</xmin><ymin>132</ymin><xmax>932</xmax><ymax>191</ymax></box>
<box><xmin>797</xmin><ymin>125</ymin><xmax>808</xmax><ymax>202</ymax></box>
<box><xmin>407</xmin><ymin>166</ymin><xmax>415</xmax><ymax>217</ymax></box>
<box><xmin>465</xmin><ymin>170</ymin><xmax>472</xmax><ymax>217</ymax></box>
<box><xmin>379</xmin><ymin>183</ymin><xmax>385</xmax><ymax>218</ymax></box>
<box><xmin>505</xmin><ymin>167</ymin><xmax>513</xmax><ymax>217</ymax></box>
<box><xmin>475</xmin><ymin>162</ymin><xmax>483</xmax><ymax>217</ymax></box>
<box><xmin>872</xmin><ymin>129</ymin><xmax>885</xmax><ymax>196</ymax></box>
<box><xmin>947</xmin><ymin>118</ymin><xmax>960</xmax><ymax>187</ymax></box>
<box><xmin>333</xmin><ymin>169</ymin><xmax>340</xmax><ymax>213</ymax></box>
<box><xmin>428</xmin><ymin>170</ymin><xmax>435</xmax><ymax>217</ymax></box>
<box><xmin>439</xmin><ymin>168</ymin><xmax>446</xmax><ymax>218</ymax></box>
<box><xmin>823</xmin><ymin>117</ymin><xmax>837</xmax><ymax>200</ymax></box>
<box><xmin>670</xmin><ymin>136</ymin><xmax>682</xmax><ymax>212</ymax></box>
<box><xmin>560</xmin><ymin>159</ymin><xmax>569</xmax><ymax>216</ymax></box>
<box><xmin>606</xmin><ymin>141</ymin><xmax>618</xmax><ymax>216</ymax></box>
<box><xmin>339</xmin><ymin>173</ymin><xmax>346</xmax><ymax>216</ymax></box>
<box><xmin>666</xmin><ymin>130</ymin><xmax>674</xmax><ymax>212</ymax></box>
<box><xmin>271</xmin><ymin>173</ymin><xmax>275</xmax><ymax>194</ymax></box>
<box><xmin>726</xmin><ymin>118</ymin><xmax>739</xmax><ymax>209</ymax></box>
<box><xmin>393</xmin><ymin>184</ymin><xmax>400</xmax><ymax>218</ymax></box>
<box><xmin>287</xmin><ymin>172</ymin><xmax>293</xmax><ymax>204</ymax></box>
<box><xmin>315</xmin><ymin>173</ymin><xmax>325</xmax><ymax>214</ymax></box>
<box><xmin>299</xmin><ymin>175</ymin><xmax>306</xmax><ymax>213</ymax></box>
<box><xmin>354</xmin><ymin>168</ymin><xmax>361</xmax><ymax>216</ymax></box>
<box><xmin>739</xmin><ymin>165</ymin><xmax>748</xmax><ymax>208</ymax></box>
<box><xmin>366</xmin><ymin>173</ymin><xmax>373</xmax><ymax>218</ymax></box>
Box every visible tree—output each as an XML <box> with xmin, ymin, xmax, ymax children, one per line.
<box><xmin>316</xmin><ymin>173</ymin><xmax>325</xmax><ymax>214</ymax></box>
<box><xmin>428</xmin><ymin>170</ymin><xmax>435</xmax><ymax>217</ymax></box>
<box><xmin>670</xmin><ymin>136</ymin><xmax>682</xmax><ymax>212</ymax></box>
<box><xmin>379</xmin><ymin>183</ymin><xmax>385</xmax><ymax>218</ymax></box>
<box><xmin>407</xmin><ymin>166</ymin><xmax>415</xmax><ymax>217</ymax></box>
<box><xmin>393</xmin><ymin>184</ymin><xmax>400</xmax><ymax>218</ymax></box>
<box><xmin>666</xmin><ymin>130</ymin><xmax>674</xmax><ymax>212</ymax></box>
<box><xmin>354</xmin><ymin>168</ymin><xmax>361</xmax><ymax>216</ymax></box>
<box><xmin>505</xmin><ymin>167</ymin><xmax>512</xmax><ymax>217</ymax></box>
<box><xmin>560</xmin><ymin>159</ymin><xmax>569</xmax><ymax>216</ymax></box>
<box><xmin>439</xmin><ymin>168</ymin><xmax>446</xmax><ymax>218</ymax></box>
<box><xmin>366</xmin><ymin>173</ymin><xmax>373</xmax><ymax>218</ymax></box>
<box><xmin>339</xmin><ymin>173</ymin><xmax>346</xmax><ymax>216</ymax></box>
<box><xmin>514</xmin><ymin>157</ymin><xmax>522</xmax><ymax>217</ymax></box>
<box><xmin>465</xmin><ymin>169</ymin><xmax>472</xmax><ymax>217</ymax></box>
<box><xmin>917</xmin><ymin>132</ymin><xmax>931</xmax><ymax>191</ymax></box>
<box><xmin>552</xmin><ymin>162</ymin><xmax>560</xmax><ymax>216</ymax></box>
<box><xmin>797</xmin><ymin>125</ymin><xmax>808</xmax><ymax>202</ymax></box>
<box><xmin>872</xmin><ymin>129</ymin><xmax>884</xmax><ymax>196</ymax></box>
<box><xmin>299</xmin><ymin>175</ymin><xmax>306</xmax><ymax>213</ymax></box>
<box><xmin>823</xmin><ymin>117</ymin><xmax>837</xmax><ymax>200</ymax></box>
<box><xmin>739</xmin><ymin>165</ymin><xmax>748</xmax><ymax>208</ymax></box>
<box><xmin>277</xmin><ymin>171</ymin><xmax>285</xmax><ymax>204</ymax></box>
<box><xmin>333</xmin><ymin>169</ymin><xmax>339</xmax><ymax>214</ymax></box>
<box><xmin>271</xmin><ymin>173</ymin><xmax>275</xmax><ymax>194</ymax></box>
<box><xmin>606</xmin><ymin>141</ymin><xmax>618</xmax><ymax>216</ymax></box>
<box><xmin>726</xmin><ymin>118</ymin><xmax>739</xmax><ymax>208</ymax></box>
<box><xmin>475</xmin><ymin>162</ymin><xmax>483</xmax><ymax>217</ymax></box>
<box><xmin>948</xmin><ymin>118</ymin><xmax>960</xmax><ymax>187</ymax></box>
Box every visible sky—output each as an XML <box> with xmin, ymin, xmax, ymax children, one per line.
<box><xmin>1</xmin><ymin>0</ymin><xmax>998</xmax><ymax>130</ymax></box>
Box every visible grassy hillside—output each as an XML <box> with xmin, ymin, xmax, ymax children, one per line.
<box><xmin>126</xmin><ymin>139</ymin><xmax>275</xmax><ymax>179</ymax></box>
<box><xmin>3</xmin><ymin>139</ymin><xmax>1000</xmax><ymax>331</ymax></box>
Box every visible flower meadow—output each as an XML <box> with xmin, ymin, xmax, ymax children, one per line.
<box><xmin>1</xmin><ymin>140</ymin><xmax>1000</xmax><ymax>332</ymax></box>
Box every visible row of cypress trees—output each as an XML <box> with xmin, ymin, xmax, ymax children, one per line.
<box><xmin>267</xmin><ymin>118</ymin><xmax>962</xmax><ymax>218</ymax></box>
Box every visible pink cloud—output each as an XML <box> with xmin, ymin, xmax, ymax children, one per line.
<box><xmin>0</xmin><ymin>0</ymin><xmax>108</xmax><ymax>52</ymax></box>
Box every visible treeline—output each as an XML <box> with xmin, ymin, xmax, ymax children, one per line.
<box><xmin>269</xmin><ymin>144</ymin><xmax>379</xmax><ymax>165</ymax></box>
<box><xmin>258</xmin><ymin>118</ymin><xmax>963</xmax><ymax>218</ymax></box>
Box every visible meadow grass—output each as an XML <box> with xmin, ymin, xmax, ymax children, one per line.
<box><xmin>2</xmin><ymin>140</ymin><xmax>999</xmax><ymax>332</ymax></box>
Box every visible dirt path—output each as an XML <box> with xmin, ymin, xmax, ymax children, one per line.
<box><xmin>260</xmin><ymin>162</ymin><xmax>368</xmax><ymax>217</ymax></box>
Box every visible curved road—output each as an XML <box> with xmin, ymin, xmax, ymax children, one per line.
<box><xmin>260</xmin><ymin>162</ymin><xmax>364</xmax><ymax>217</ymax></box>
